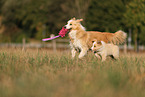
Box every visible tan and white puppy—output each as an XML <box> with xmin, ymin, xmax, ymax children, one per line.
<box><xmin>91</xmin><ymin>40</ymin><xmax>119</xmax><ymax>61</ymax></box>
<box><xmin>65</xmin><ymin>18</ymin><xmax>126</xmax><ymax>59</ymax></box>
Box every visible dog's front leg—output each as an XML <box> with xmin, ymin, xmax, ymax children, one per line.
<box><xmin>101</xmin><ymin>54</ymin><xmax>106</xmax><ymax>62</ymax></box>
<box><xmin>94</xmin><ymin>53</ymin><xmax>101</xmax><ymax>59</ymax></box>
<box><xmin>78</xmin><ymin>47</ymin><xmax>88</xmax><ymax>59</ymax></box>
<box><xmin>71</xmin><ymin>48</ymin><xmax>76</xmax><ymax>59</ymax></box>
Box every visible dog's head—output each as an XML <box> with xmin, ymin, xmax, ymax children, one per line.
<box><xmin>65</xmin><ymin>18</ymin><xmax>85</xmax><ymax>30</ymax></box>
<box><xmin>91</xmin><ymin>40</ymin><xmax>103</xmax><ymax>51</ymax></box>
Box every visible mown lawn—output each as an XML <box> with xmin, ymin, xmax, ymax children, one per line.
<box><xmin>0</xmin><ymin>48</ymin><xmax>145</xmax><ymax>97</ymax></box>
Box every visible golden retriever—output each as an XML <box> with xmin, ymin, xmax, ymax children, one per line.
<box><xmin>65</xmin><ymin>18</ymin><xmax>127</xmax><ymax>59</ymax></box>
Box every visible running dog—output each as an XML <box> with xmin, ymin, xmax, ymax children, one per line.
<box><xmin>65</xmin><ymin>18</ymin><xmax>126</xmax><ymax>59</ymax></box>
<box><xmin>91</xmin><ymin>40</ymin><xmax>119</xmax><ymax>61</ymax></box>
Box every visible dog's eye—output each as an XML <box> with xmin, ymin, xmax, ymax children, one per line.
<box><xmin>70</xmin><ymin>24</ymin><xmax>72</xmax><ymax>25</ymax></box>
<box><xmin>94</xmin><ymin>45</ymin><xmax>96</xmax><ymax>47</ymax></box>
<box><xmin>92</xmin><ymin>41</ymin><xmax>94</xmax><ymax>43</ymax></box>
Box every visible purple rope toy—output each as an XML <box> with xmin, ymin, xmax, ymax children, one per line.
<box><xmin>42</xmin><ymin>27</ymin><xmax>69</xmax><ymax>41</ymax></box>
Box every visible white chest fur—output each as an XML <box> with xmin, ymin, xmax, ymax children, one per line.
<box><xmin>69</xmin><ymin>30</ymin><xmax>77</xmax><ymax>39</ymax></box>
<box><xmin>69</xmin><ymin>30</ymin><xmax>82</xmax><ymax>49</ymax></box>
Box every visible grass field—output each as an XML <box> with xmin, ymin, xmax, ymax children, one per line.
<box><xmin>0</xmin><ymin>48</ymin><xmax>145</xmax><ymax>97</ymax></box>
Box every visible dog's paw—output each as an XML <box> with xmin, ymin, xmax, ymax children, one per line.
<box><xmin>78</xmin><ymin>56</ymin><xmax>83</xmax><ymax>59</ymax></box>
<box><xmin>71</xmin><ymin>57</ymin><xmax>75</xmax><ymax>60</ymax></box>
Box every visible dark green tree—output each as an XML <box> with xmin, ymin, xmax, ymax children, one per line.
<box><xmin>85</xmin><ymin>0</ymin><xmax>129</xmax><ymax>32</ymax></box>
<box><xmin>1</xmin><ymin>0</ymin><xmax>52</xmax><ymax>42</ymax></box>
<box><xmin>124</xmin><ymin>0</ymin><xmax>145</xmax><ymax>52</ymax></box>
<box><xmin>1</xmin><ymin>0</ymin><xmax>91</xmax><ymax>42</ymax></box>
<box><xmin>0</xmin><ymin>0</ymin><xmax>4</xmax><ymax>14</ymax></box>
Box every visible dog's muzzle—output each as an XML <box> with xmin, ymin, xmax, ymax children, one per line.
<box><xmin>64</xmin><ymin>26</ymin><xmax>66</xmax><ymax>29</ymax></box>
<box><xmin>64</xmin><ymin>26</ymin><xmax>72</xmax><ymax>31</ymax></box>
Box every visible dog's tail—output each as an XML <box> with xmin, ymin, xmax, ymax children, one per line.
<box><xmin>111</xmin><ymin>30</ymin><xmax>127</xmax><ymax>44</ymax></box>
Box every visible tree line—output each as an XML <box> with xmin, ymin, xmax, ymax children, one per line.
<box><xmin>0</xmin><ymin>0</ymin><xmax>145</xmax><ymax>50</ymax></box>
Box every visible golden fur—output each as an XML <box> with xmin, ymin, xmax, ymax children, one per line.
<box><xmin>65</xmin><ymin>18</ymin><xmax>127</xmax><ymax>59</ymax></box>
<box><xmin>91</xmin><ymin>40</ymin><xmax>119</xmax><ymax>61</ymax></box>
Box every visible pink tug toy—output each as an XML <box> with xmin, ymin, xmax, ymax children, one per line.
<box><xmin>42</xmin><ymin>27</ymin><xmax>69</xmax><ymax>41</ymax></box>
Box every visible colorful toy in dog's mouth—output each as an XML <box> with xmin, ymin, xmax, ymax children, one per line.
<box><xmin>42</xmin><ymin>27</ymin><xmax>69</xmax><ymax>41</ymax></box>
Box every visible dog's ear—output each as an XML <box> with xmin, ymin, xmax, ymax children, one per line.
<box><xmin>79</xmin><ymin>19</ymin><xmax>83</xmax><ymax>21</ymax></box>
<box><xmin>72</xmin><ymin>17</ymin><xmax>76</xmax><ymax>20</ymax></box>
<box><xmin>77</xmin><ymin>19</ymin><xmax>83</xmax><ymax>22</ymax></box>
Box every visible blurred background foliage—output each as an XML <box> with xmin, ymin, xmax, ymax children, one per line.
<box><xmin>0</xmin><ymin>0</ymin><xmax>145</xmax><ymax>46</ymax></box>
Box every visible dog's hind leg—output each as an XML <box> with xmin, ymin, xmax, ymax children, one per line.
<box><xmin>112</xmin><ymin>50</ymin><xmax>119</xmax><ymax>60</ymax></box>
<box><xmin>112</xmin><ymin>53</ymin><xmax>119</xmax><ymax>60</ymax></box>
<box><xmin>109</xmin><ymin>55</ymin><xmax>116</xmax><ymax>60</ymax></box>
<box><xmin>78</xmin><ymin>47</ymin><xmax>88</xmax><ymax>59</ymax></box>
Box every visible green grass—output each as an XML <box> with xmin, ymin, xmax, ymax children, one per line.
<box><xmin>0</xmin><ymin>48</ymin><xmax>145</xmax><ymax>97</ymax></box>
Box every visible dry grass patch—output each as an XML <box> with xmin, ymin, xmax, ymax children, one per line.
<box><xmin>0</xmin><ymin>48</ymin><xmax>145</xmax><ymax>97</ymax></box>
